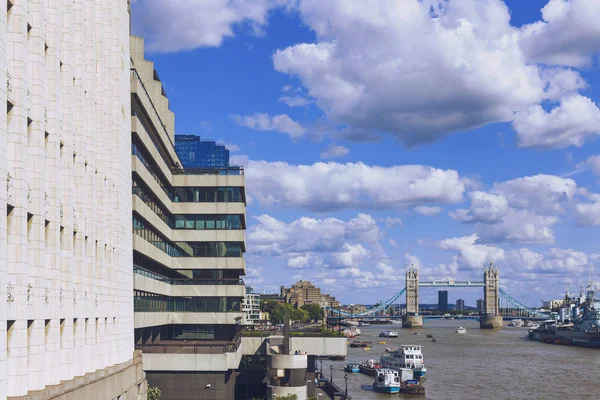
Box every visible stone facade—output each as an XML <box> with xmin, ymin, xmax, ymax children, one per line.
<box><xmin>405</xmin><ymin>266</ymin><xmax>419</xmax><ymax>314</ymax></box>
<box><xmin>0</xmin><ymin>1</ymin><xmax>140</xmax><ymax>398</ymax></box>
<box><xmin>280</xmin><ymin>280</ymin><xmax>339</xmax><ymax>308</ymax></box>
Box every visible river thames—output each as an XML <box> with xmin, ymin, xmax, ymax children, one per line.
<box><xmin>321</xmin><ymin>320</ymin><xmax>599</xmax><ymax>400</ymax></box>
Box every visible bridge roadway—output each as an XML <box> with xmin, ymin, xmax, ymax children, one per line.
<box><xmin>419</xmin><ymin>280</ymin><xmax>485</xmax><ymax>287</ymax></box>
<box><xmin>327</xmin><ymin>315</ymin><xmax>546</xmax><ymax>321</ymax></box>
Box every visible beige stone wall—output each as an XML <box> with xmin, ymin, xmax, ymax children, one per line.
<box><xmin>0</xmin><ymin>1</ymin><xmax>135</xmax><ymax>398</ymax></box>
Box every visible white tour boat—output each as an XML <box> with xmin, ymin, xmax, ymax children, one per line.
<box><xmin>380</xmin><ymin>344</ymin><xmax>427</xmax><ymax>379</ymax></box>
<box><xmin>379</xmin><ymin>330</ymin><xmax>399</xmax><ymax>338</ymax></box>
<box><xmin>456</xmin><ymin>326</ymin><xmax>467</xmax><ymax>334</ymax></box>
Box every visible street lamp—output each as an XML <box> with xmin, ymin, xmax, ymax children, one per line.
<box><xmin>319</xmin><ymin>358</ymin><xmax>323</xmax><ymax>375</ymax></box>
<box><xmin>344</xmin><ymin>373</ymin><xmax>348</xmax><ymax>397</ymax></box>
<box><xmin>330</xmin><ymin>364</ymin><xmax>334</xmax><ymax>382</ymax></box>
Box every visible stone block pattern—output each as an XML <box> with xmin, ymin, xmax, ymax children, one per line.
<box><xmin>0</xmin><ymin>1</ymin><xmax>134</xmax><ymax>398</ymax></box>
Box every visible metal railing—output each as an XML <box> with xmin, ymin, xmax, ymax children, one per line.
<box><xmin>134</xmin><ymin>266</ymin><xmax>244</xmax><ymax>286</ymax></box>
<box><xmin>170</xmin><ymin>166</ymin><xmax>244</xmax><ymax>176</ymax></box>
<box><xmin>136</xmin><ymin>337</ymin><xmax>241</xmax><ymax>355</ymax></box>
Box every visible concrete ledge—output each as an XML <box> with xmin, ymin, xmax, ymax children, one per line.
<box><xmin>8</xmin><ymin>352</ymin><xmax>147</xmax><ymax>400</ymax></box>
<box><xmin>241</xmin><ymin>336</ymin><xmax>347</xmax><ymax>356</ymax></box>
<box><xmin>270</xmin><ymin>354</ymin><xmax>308</xmax><ymax>370</ymax></box>
<box><xmin>142</xmin><ymin>343</ymin><xmax>243</xmax><ymax>372</ymax></box>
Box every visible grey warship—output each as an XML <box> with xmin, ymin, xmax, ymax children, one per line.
<box><xmin>528</xmin><ymin>283</ymin><xmax>600</xmax><ymax>348</ymax></box>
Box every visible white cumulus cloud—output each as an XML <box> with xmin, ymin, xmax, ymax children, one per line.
<box><xmin>320</xmin><ymin>144</ymin><xmax>350</xmax><ymax>159</ymax></box>
<box><xmin>513</xmin><ymin>95</ymin><xmax>600</xmax><ymax>149</ymax></box>
<box><xmin>232</xmin><ymin>113</ymin><xmax>307</xmax><ymax>139</ymax></box>
<box><xmin>413</xmin><ymin>205</ymin><xmax>442</xmax><ymax>216</ymax></box>
<box><xmin>243</xmin><ymin>160</ymin><xmax>465</xmax><ymax>212</ymax></box>
<box><xmin>132</xmin><ymin>0</ymin><xmax>286</xmax><ymax>53</ymax></box>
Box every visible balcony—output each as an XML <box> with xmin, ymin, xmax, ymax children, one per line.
<box><xmin>171</xmin><ymin>166</ymin><xmax>244</xmax><ymax>176</ymax></box>
<box><xmin>136</xmin><ymin>337</ymin><xmax>241</xmax><ymax>355</ymax></box>
<box><xmin>138</xmin><ymin>338</ymin><xmax>243</xmax><ymax>371</ymax></box>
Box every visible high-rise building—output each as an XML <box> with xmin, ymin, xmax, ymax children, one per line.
<box><xmin>280</xmin><ymin>280</ymin><xmax>340</xmax><ymax>308</ymax></box>
<box><xmin>456</xmin><ymin>298</ymin><xmax>465</xmax><ymax>312</ymax></box>
<box><xmin>130</xmin><ymin>36</ymin><xmax>246</xmax><ymax>400</ymax></box>
<box><xmin>438</xmin><ymin>290</ymin><xmax>449</xmax><ymax>311</ymax></box>
<box><xmin>0</xmin><ymin>1</ymin><xmax>146</xmax><ymax>398</ymax></box>
<box><xmin>175</xmin><ymin>134</ymin><xmax>230</xmax><ymax>169</ymax></box>
<box><xmin>477</xmin><ymin>299</ymin><xmax>485</xmax><ymax>313</ymax></box>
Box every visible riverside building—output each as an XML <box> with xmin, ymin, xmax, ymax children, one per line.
<box><xmin>130</xmin><ymin>37</ymin><xmax>247</xmax><ymax>400</ymax></box>
<box><xmin>1</xmin><ymin>1</ymin><xmax>146</xmax><ymax>399</ymax></box>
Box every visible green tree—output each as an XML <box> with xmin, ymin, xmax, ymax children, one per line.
<box><xmin>301</xmin><ymin>303</ymin><xmax>324</xmax><ymax>322</ymax></box>
<box><xmin>147</xmin><ymin>387</ymin><xmax>161</xmax><ymax>400</ymax></box>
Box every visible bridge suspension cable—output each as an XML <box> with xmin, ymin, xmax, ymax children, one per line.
<box><xmin>326</xmin><ymin>287</ymin><xmax>406</xmax><ymax>317</ymax></box>
<box><xmin>499</xmin><ymin>288</ymin><xmax>548</xmax><ymax>318</ymax></box>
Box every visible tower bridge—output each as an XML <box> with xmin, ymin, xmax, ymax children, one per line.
<box><xmin>403</xmin><ymin>264</ymin><xmax>502</xmax><ymax>329</ymax></box>
<box><xmin>326</xmin><ymin>263</ymin><xmax>544</xmax><ymax>329</ymax></box>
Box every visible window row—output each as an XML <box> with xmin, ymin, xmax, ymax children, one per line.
<box><xmin>133</xmin><ymin>216</ymin><xmax>244</xmax><ymax>257</ymax></box>
<box><xmin>132</xmin><ymin>141</ymin><xmax>245</xmax><ymax>203</ymax></box>
<box><xmin>174</xmin><ymin>214</ymin><xmax>243</xmax><ymax>230</ymax></box>
<box><xmin>134</xmin><ymin>266</ymin><xmax>243</xmax><ymax>285</ymax></box>
<box><xmin>134</xmin><ymin>291</ymin><xmax>242</xmax><ymax>313</ymax></box>
<box><xmin>171</xmin><ymin>187</ymin><xmax>243</xmax><ymax>203</ymax></box>
<box><xmin>133</xmin><ymin>179</ymin><xmax>244</xmax><ymax>230</ymax></box>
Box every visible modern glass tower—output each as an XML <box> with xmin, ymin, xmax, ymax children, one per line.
<box><xmin>438</xmin><ymin>290</ymin><xmax>449</xmax><ymax>311</ymax></box>
<box><xmin>175</xmin><ymin>135</ymin><xmax>230</xmax><ymax>169</ymax></box>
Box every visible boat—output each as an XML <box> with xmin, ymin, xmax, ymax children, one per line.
<box><xmin>401</xmin><ymin>379</ymin><xmax>426</xmax><ymax>396</ymax></box>
<box><xmin>349</xmin><ymin>340</ymin><xmax>362</xmax><ymax>348</ymax></box>
<box><xmin>328</xmin><ymin>355</ymin><xmax>346</xmax><ymax>361</ymax></box>
<box><xmin>508</xmin><ymin>319</ymin><xmax>524</xmax><ymax>327</ymax></box>
<box><xmin>359</xmin><ymin>359</ymin><xmax>382</xmax><ymax>376</ymax></box>
<box><xmin>380</xmin><ymin>345</ymin><xmax>427</xmax><ymax>379</ymax></box>
<box><xmin>343</xmin><ymin>327</ymin><xmax>361</xmax><ymax>338</ymax></box>
<box><xmin>456</xmin><ymin>326</ymin><xmax>466</xmax><ymax>334</ymax></box>
<box><xmin>360</xmin><ymin>341</ymin><xmax>373</xmax><ymax>348</ymax></box>
<box><xmin>426</xmin><ymin>334</ymin><xmax>434</xmax><ymax>338</ymax></box>
<box><xmin>373</xmin><ymin>368</ymin><xmax>400</xmax><ymax>394</ymax></box>
<box><xmin>431</xmin><ymin>338</ymin><xmax>437</xmax><ymax>343</ymax></box>
<box><xmin>528</xmin><ymin>282</ymin><xmax>600</xmax><ymax>348</ymax></box>
<box><xmin>384</xmin><ymin>347</ymin><xmax>397</xmax><ymax>353</ymax></box>
<box><xmin>390</xmin><ymin>320</ymin><xmax>402</xmax><ymax>325</ymax></box>
<box><xmin>359</xmin><ymin>320</ymin><xmax>371</xmax><ymax>327</ymax></box>
<box><xmin>379</xmin><ymin>330</ymin><xmax>399</xmax><ymax>338</ymax></box>
<box><xmin>344</xmin><ymin>362</ymin><xmax>360</xmax><ymax>373</ymax></box>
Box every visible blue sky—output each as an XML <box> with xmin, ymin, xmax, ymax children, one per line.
<box><xmin>132</xmin><ymin>0</ymin><xmax>600</xmax><ymax>306</ymax></box>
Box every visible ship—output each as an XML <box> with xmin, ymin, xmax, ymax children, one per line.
<box><xmin>373</xmin><ymin>368</ymin><xmax>401</xmax><ymax>394</ymax></box>
<box><xmin>527</xmin><ymin>282</ymin><xmax>600</xmax><ymax>348</ymax></box>
<box><xmin>380</xmin><ymin>344</ymin><xmax>427</xmax><ymax>379</ymax></box>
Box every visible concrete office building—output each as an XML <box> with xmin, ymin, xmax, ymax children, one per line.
<box><xmin>438</xmin><ymin>290</ymin><xmax>448</xmax><ymax>311</ymax></box>
<box><xmin>1</xmin><ymin>1</ymin><xmax>145</xmax><ymax>399</ymax></box>
<box><xmin>130</xmin><ymin>37</ymin><xmax>247</xmax><ymax>400</ymax></box>
<box><xmin>456</xmin><ymin>298</ymin><xmax>465</xmax><ymax>312</ymax></box>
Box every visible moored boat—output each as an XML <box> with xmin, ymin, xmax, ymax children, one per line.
<box><xmin>373</xmin><ymin>368</ymin><xmax>400</xmax><ymax>394</ymax></box>
<box><xmin>344</xmin><ymin>362</ymin><xmax>360</xmax><ymax>373</ymax></box>
<box><xmin>379</xmin><ymin>330</ymin><xmax>399</xmax><ymax>338</ymax></box>
<box><xmin>401</xmin><ymin>379</ymin><xmax>426</xmax><ymax>396</ymax></box>
<box><xmin>359</xmin><ymin>359</ymin><xmax>381</xmax><ymax>376</ymax></box>
<box><xmin>349</xmin><ymin>340</ymin><xmax>362</xmax><ymax>348</ymax></box>
<box><xmin>380</xmin><ymin>345</ymin><xmax>427</xmax><ymax>379</ymax></box>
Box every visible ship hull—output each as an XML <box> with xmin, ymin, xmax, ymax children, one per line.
<box><xmin>529</xmin><ymin>330</ymin><xmax>600</xmax><ymax>349</ymax></box>
<box><xmin>374</xmin><ymin>385</ymin><xmax>400</xmax><ymax>394</ymax></box>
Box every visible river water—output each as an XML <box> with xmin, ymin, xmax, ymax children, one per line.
<box><xmin>320</xmin><ymin>320</ymin><xmax>599</xmax><ymax>400</ymax></box>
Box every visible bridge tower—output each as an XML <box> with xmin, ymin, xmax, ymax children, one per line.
<box><xmin>402</xmin><ymin>265</ymin><xmax>423</xmax><ymax>328</ymax></box>
<box><xmin>480</xmin><ymin>263</ymin><xmax>503</xmax><ymax>329</ymax></box>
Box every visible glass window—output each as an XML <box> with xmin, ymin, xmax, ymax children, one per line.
<box><xmin>175</xmin><ymin>215</ymin><xmax>185</xmax><ymax>229</ymax></box>
<box><xmin>185</xmin><ymin>216</ymin><xmax>195</xmax><ymax>229</ymax></box>
<box><xmin>196</xmin><ymin>218</ymin><xmax>205</xmax><ymax>230</ymax></box>
<box><xmin>205</xmin><ymin>219</ymin><xmax>215</xmax><ymax>229</ymax></box>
